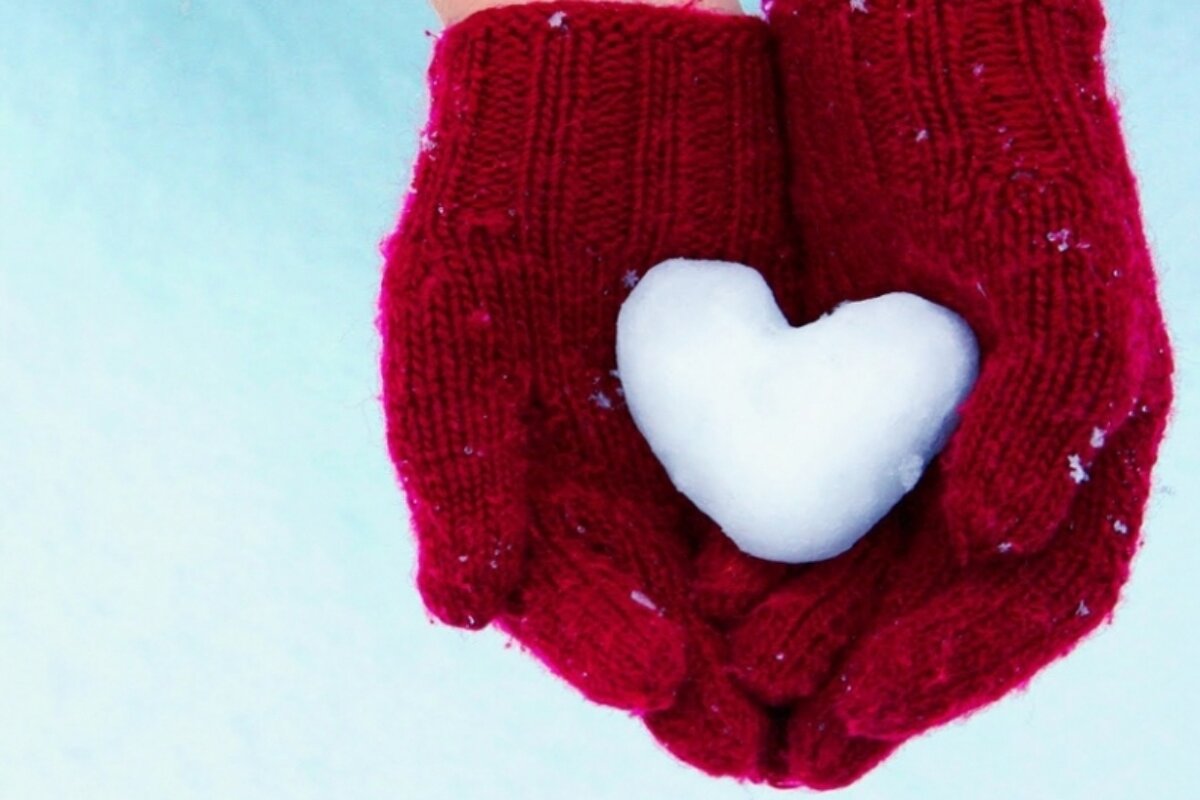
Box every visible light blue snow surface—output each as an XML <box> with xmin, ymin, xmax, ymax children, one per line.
<box><xmin>0</xmin><ymin>1</ymin><xmax>1196</xmax><ymax>798</ymax></box>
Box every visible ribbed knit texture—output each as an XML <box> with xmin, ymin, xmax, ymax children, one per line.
<box><xmin>378</xmin><ymin>0</ymin><xmax>1174</xmax><ymax>791</ymax></box>
<box><xmin>379</xmin><ymin>2</ymin><xmax>799</xmax><ymax>781</ymax></box>
<box><xmin>715</xmin><ymin>0</ymin><xmax>1173</xmax><ymax>788</ymax></box>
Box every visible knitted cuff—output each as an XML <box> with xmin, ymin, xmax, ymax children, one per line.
<box><xmin>403</xmin><ymin>1</ymin><xmax>791</xmax><ymax>271</ymax></box>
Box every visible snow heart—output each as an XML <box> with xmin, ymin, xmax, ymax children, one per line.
<box><xmin>616</xmin><ymin>259</ymin><xmax>980</xmax><ymax>563</ymax></box>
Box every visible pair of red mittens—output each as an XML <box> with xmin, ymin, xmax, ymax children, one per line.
<box><xmin>379</xmin><ymin>1</ymin><xmax>1172</xmax><ymax>789</ymax></box>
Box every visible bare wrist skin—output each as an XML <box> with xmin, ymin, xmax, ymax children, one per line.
<box><xmin>431</xmin><ymin>0</ymin><xmax>744</xmax><ymax>27</ymax></box>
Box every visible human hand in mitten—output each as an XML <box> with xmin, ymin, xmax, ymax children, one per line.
<box><xmin>708</xmin><ymin>0</ymin><xmax>1173</xmax><ymax>787</ymax></box>
<box><xmin>380</xmin><ymin>4</ymin><xmax>803</xmax><ymax>762</ymax></box>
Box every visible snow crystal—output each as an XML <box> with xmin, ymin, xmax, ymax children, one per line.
<box><xmin>1113</xmin><ymin>519</ymin><xmax>1129</xmax><ymax>535</ymax></box>
<box><xmin>622</xmin><ymin>270</ymin><xmax>640</xmax><ymax>289</ymax></box>
<box><xmin>590</xmin><ymin>391</ymin><xmax>613</xmax><ymax>410</ymax></box>
<box><xmin>1047</xmin><ymin>228</ymin><xmax>1073</xmax><ymax>252</ymax></box>
<box><xmin>548</xmin><ymin>10</ymin><xmax>567</xmax><ymax>29</ymax></box>
<box><xmin>972</xmin><ymin>63</ymin><xmax>986</xmax><ymax>78</ymax></box>
<box><xmin>997</xmin><ymin>541</ymin><xmax>1014</xmax><ymax>554</ymax></box>
<box><xmin>1068</xmin><ymin>453</ymin><xmax>1089</xmax><ymax>484</ymax></box>
<box><xmin>630</xmin><ymin>590</ymin><xmax>657</xmax><ymax>612</ymax></box>
<box><xmin>616</xmin><ymin>258</ymin><xmax>980</xmax><ymax>564</ymax></box>
<box><xmin>1091</xmin><ymin>426</ymin><xmax>1107</xmax><ymax>448</ymax></box>
<box><xmin>915</xmin><ymin>128</ymin><xmax>930</xmax><ymax>142</ymax></box>
<box><xmin>1076</xmin><ymin>600</ymin><xmax>1091</xmax><ymax>618</ymax></box>
<box><xmin>850</xmin><ymin>0</ymin><xmax>869</xmax><ymax>12</ymax></box>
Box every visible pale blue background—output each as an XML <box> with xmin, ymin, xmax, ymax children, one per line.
<box><xmin>0</xmin><ymin>1</ymin><xmax>1196</xmax><ymax>798</ymax></box>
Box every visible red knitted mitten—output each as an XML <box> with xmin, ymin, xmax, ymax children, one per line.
<box><xmin>379</xmin><ymin>2</ymin><xmax>800</xmax><ymax>772</ymax></box>
<box><xmin>713</xmin><ymin>0</ymin><xmax>1173</xmax><ymax>787</ymax></box>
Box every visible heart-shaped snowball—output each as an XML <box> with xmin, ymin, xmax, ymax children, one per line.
<box><xmin>616</xmin><ymin>259</ymin><xmax>979</xmax><ymax>564</ymax></box>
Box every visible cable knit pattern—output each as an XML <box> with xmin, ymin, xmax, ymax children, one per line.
<box><xmin>378</xmin><ymin>0</ymin><xmax>1173</xmax><ymax>790</ymax></box>
<box><xmin>720</xmin><ymin>0</ymin><xmax>1174</xmax><ymax>787</ymax></box>
<box><xmin>769</xmin><ymin>0</ymin><xmax>1165</xmax><ymax>561</ymax></box>
<box><xmin>379</xmin><ymin>1</ymin><xmax>799</xmax><ymax>775</ymax></box>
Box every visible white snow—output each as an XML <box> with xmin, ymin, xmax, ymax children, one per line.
<box><xmin>590</xmin><ymin>390</ymin><xmax>614</xmax><ymax>410</ymax></box>
<box><xmin>629</xmin><ymin>590</ymin><xmax>657</xmax><ymax>612</ymax></box>
<box><xmin>897</xmin><ymin>453</ymin><xmax>926</xmax><ymax>491</ymax></box>
<box><xmin>616</xmin><ymin>259</ymin><xmax>979</xmax><ymax>564</ymax></box>
<box><xmin>1047</xmin><ymin>228</ymin><xmax>1073</xmax><ymax>252</ymax></box>
<box><xmin>548</xmin><ymin>10</ymin><xmax>567</xmax><ymax>29</ymax></box>
<box><xmin>1068</xmin><ymin>453</ymin><xmax>1090</xmax><ymax>484</ymax></box>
